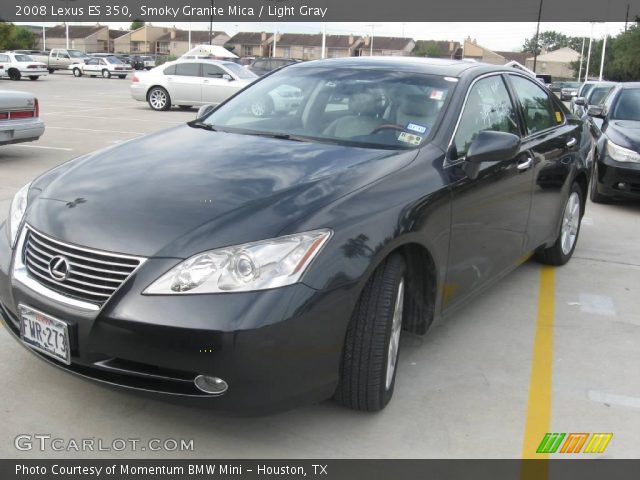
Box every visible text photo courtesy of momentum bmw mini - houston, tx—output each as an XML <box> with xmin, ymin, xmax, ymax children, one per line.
<box><xmin>1</xmin><ymin>0</ymin><xmax>640</xmax><ymax>477</ymax></box>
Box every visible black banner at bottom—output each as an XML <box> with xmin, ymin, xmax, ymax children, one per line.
<box><xmin>2</xmin><ymin>459</ymin><xmax>640</xmax><ymax>480</ymax></box>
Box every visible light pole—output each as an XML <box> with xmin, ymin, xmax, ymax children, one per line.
<box><xmin>366</xmin><ymin>24</ymin><xmax>378</xmax><ymax>56</ymax></box>
<box><xmin>578</xmin><ymin>37</ymin><xmax>585</xmax><ymax>81</ymax></box>
<box><xmin>272</xmin><ymin>23</ymin><xmax>278</xmax><ymax>57</ymax></box>
<box><xmin>209</xmin><ymin>0</ymin><xmax>214</xmax><ymax>45</ymax></box>
<box><xmin>321</xmin><ymin>23</ymin><xmax>326</xmax><ymax>59</ymax></box>
<box><xmin>585</xmin><ymin>22</ymin><xmax>595</xmax><ymax>81</ymax></box>
<box><xmin>599</xmin><ymin>26</ymin><xmax>608</xmax><ymax>81</ymax></box>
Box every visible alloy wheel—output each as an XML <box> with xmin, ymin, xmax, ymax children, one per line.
<box><xmin>561</xmin><ymin>191</ymin><xmax>580</xmax><ymax>255</ymax></box>
<box><xmin>149</xmin><ymin>90</ymin><xmax>167</xmax><ymax>110</ymax></box>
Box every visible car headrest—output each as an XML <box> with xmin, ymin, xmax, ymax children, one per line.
<box><xmin>349</xmin><ymin>92</ymin><xmax>383</xmax><ymax>117</ymax></box>
<box><xmin>400</xmin><ymin>94</ymin><xmax>438</xmax><ymax>117</ymax></box>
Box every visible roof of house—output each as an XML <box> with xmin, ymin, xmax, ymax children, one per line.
<box><xmin>496</xmin><ymin>51</ymin><xmax>529</xmax><ymax>65</ymax></box>
<box><xmin>228</xmin><ymin>32</ymin><xmax>268</xmax><ymax>45</ymax></box>
<box><xmin>46</xmin><ymin>25</ymin><xmax>105</xmax><ymax>39</ymax></box>
<box><xmin>369</xmin><ymin>37</ymin><xmax>414</xmax><ymax>51</ymax></box>
<box><xmin>156</xmin><ymin>30</ymin><xmax>227</xmax><ymax>43</ymax></box>
<box><xmin>527</xmin><ymin>47</ymin><xmax>580</xmax><ymax>62</ymax></box>
<box><xmin>109</xmin><ymin>30</ymin><xmax>130</xmax><ymax>40</ymax></box>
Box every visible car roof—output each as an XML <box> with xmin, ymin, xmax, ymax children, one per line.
<box><xmin>290</xmin><ymin>56</ymin><xmax>516</xmax><ymax>78</ymax></box>
<box><xmin>173</xmin><ymin>58</ymin><xmax>234</xmax><ymax>66</ymax></box>
<box><xmin>619</xmin><ymin>82</ymin><xmax>640</xmax><ymax>89</ymax></box>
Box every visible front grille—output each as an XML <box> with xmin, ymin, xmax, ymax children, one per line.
<box><xmin>23</xmin><ymin>227</ymin><xmax>142</xmax><ymax>307</ymax></box>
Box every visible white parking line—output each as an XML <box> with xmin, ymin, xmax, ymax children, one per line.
<box><xmin>588</xmin><ymin>390</ymin><xmax>640</xmax><ymax>409</ymax></box>
<box><xmin>46</xmin><ymin>126</ymin><xmax>145</xmax><ymax>135</ymax></box>
<box><xmin>13</xmin><ymin>145</ymin><xmax>73</xmax><ymax>151</ymax></box>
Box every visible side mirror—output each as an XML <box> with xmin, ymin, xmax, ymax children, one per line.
<box><xmin>463</xmin><ymin>131</ymin><xmax>520</xmax><ymax>180</ymax></box>
<box><xmin>574</xmin><ymin>97</ymin><xmax>586</xmax><ymax>106</ymax></box>
<box><xmin>196</xmin><ymin>104</ymin><xmax>216</xmax><ymax>119</ymax></box>
<box><xmin>222</xmin><ymin>74</ymin><xmax>233</xmax><ymax>81</ymax></box>
<box><xmin>587</xmin><ymin>105</ymin><xmax>605</xmax><ymax>119</ymax></box>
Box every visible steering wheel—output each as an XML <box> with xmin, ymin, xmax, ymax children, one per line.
<box><xmin>370</xmin><ymin>124</ymin><xmax>408</xmax><ymax>135</ymax></box>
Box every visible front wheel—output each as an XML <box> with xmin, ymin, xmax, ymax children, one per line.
<box><xmin>535</xmin><ymin>182</ymin><xmax>583</xmax><ymax>266</ymax></box>
<box><xmin>102</xmin><ymin>69</ymin><xmax>111</xmax><ymax>79</ymax></box>
<box><xmin>334</xmin><ymin>253</ymin><xmax>407</xmax><ymax>411</ymax></box>
<box><xmin>73</xmin><ymin>68</ymin><xmax>82</xmax><ymax>77</ymax></box>
<box><xmin>148</xmin><ymin>87</ymin><xmax>171</xmax><ymax>111</ymax></box>
<box><xmin>28</xmin><ymin>76</ymin><xmax>39</xmax><ymax>81</ymax></box>
<box><xmin>48</xmin><ymin>68</ymin><xmax>54</xmax><ymax>74</ymax></box>
<box><xmin>118</xmin><ymin>75</ymin><xmax>127</xmax><ymax>79</ymax></box>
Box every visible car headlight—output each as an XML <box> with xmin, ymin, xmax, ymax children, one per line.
<box><xmin>144</xmin><ymin>229</ymin><xmax>332</xmax><ymax>294</ymax></box>
<box><xmin>606</xmin><ymin>140</ymin><xmax>640</xmax><ymax>163</ymax></box>
<box><xmin>8</xmin><ymin>182</ymin><xmax>31</xmax><ymax>248</ymax></box>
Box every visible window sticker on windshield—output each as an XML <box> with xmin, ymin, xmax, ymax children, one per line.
<box><xmin>430</xmin><ymin>90</ymin><xmax>444</xmax><ymax>100</ymax></box>
<box><xmin>398</xmin><ymin>132</ymin><xmax>422</xmax><ymax>146</ymax></box>
<box><xmin>406</xmin><ymin>123</ymin><xmax>428</xmax><ymax>134</ymax></box>
<box><xmin>555</xmin><ymin>111</ymin><xmax>562</xmax><ymax>123</ymax></box>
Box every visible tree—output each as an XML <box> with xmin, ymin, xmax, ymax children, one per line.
<box><xmin>523</xmin><ymin>30</ymin><xmax>582</xmax><ymax>55</ymax></box>
<box><xmin>0</xmin><ymin>21</ymin><xmax>38</xmax><ymax>50</ymax></box>
<box><xmin>130</xmin><ymin>20</ymin><xmax>145</xmax><ymax>30</ymax></box>
<box><xmin>412</xmin><ymin>40</ymin><xmax>444</xmax><ymax>58</ymax></box>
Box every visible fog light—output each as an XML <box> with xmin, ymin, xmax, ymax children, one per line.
<box><xmin>194</xmin><ymin>375</ymin><xmax>228</xmax><ymax>395</ymax></box>
<box><xmin>617</xmin><ymin>182</ymin><xmax>627</xmax><ymax>190</ymax></box>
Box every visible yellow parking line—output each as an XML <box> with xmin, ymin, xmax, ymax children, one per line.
<box><xmin>522</xmin><ymin>266</ymin><xmax>556</xmax><ymax>460</ymax></box>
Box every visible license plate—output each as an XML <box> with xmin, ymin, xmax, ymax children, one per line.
<box><xmin>19</xmin><ymin>305</ymin><xmax>70</xmax><ymax>364</ymax></box>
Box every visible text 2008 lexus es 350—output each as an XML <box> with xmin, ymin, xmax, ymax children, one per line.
<box><xmin>0</xmin><ymin>58</ymin><xmax>588</xmax><ymax>413</ymax></box>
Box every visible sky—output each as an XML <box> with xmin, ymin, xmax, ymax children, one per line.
<box><xmin>18</xmin><ymin>22</ymin><xmax>628</xmax><ymax>52</ymax></box>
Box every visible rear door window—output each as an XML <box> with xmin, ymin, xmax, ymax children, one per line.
<box><xmin>175</xmin><ymin>63</ymin><xmax>201</xmax><ymax>77</ymax></box>
<box><xmin>509</xmin><ymin>75</ymin><xmax>563</xmax><ymax>135</ymax></box>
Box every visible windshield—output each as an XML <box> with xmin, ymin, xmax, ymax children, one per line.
<box><xmin>200</xmin><ymin>67</ymin><xmax>455</xmax><ymax>149</ymax></box>
<box><xmin>68</xmin><ymin>50</ymin><xmax>85</xmax><ymax>58</ymax></box>
<box><xmin>14</xmin><ymin>54</ymin><xmax>33</xmax><ymax>62</ymax></box>
<box><xmin>223</xmin><ymin>62</ymin><xmax>257</xmax><ymax>80</ymax></box>
<box><xmin>588</xmin><ymin>85</ymin><xmax>614</xmax><ymax>105</ymax></box>
<box><xmin>611</xmin><ymin>89</ymin><xmax>640</xmax><ymax>121</ymax></box>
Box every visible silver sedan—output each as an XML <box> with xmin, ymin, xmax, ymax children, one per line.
<box><xmin>0</xmin><ymin>91</ymin><xmax>45</xmax><ymax>146</ymax></box>
<box><xmin>130</xmin><ymin>59</ymin><xmax>257</xmax><ymax>111</ymax></box>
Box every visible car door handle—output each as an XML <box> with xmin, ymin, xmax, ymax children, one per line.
<box><xmin>566</xmin><ymin>137</ymin><xmax>577</xmax><ymax>148</ymax></box>
<box><xmin>517</xmin><ymin>157</ymin><xmax>533</xmax><ymax>171</ymax></box>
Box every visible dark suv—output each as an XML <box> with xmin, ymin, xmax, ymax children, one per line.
<box><xmin>247</xmin><ymin>57</ymin><xmax>301</xmax><ymax>76</ymax></box>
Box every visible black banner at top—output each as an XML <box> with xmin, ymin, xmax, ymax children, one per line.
<box><xmin>3</xmin><ymin>0</ymin><xmax>639</xmax><ymax>22</ymax></box>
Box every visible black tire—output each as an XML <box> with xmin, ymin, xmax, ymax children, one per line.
<box><xmin>73</xmin><ymin>68</ymin><xmax>82</xmax><ymax>77</ymax></box>
<box><xmin>535</xmin><ymin>182</ymin><xmax>583</xmax><ymax>266</ymax></box>
<box><xmin>335</xmin><ymin>253</ymin><xmax>407</xmax><ymax>412</ymax></box>
<box><xmin>589</xmin><ymin>159</ymin><xmax>609</xmax><ymax>204</ymax></box>
<box><xmin>148</xmin><ymin>87</ymin><xmax>171</xmax><ymax>111</ymax></box>
<box><xmin>102</xmin><ymin>69</ymin><xmax>111</xmax><ymax>79</ymax></box>
<box><xmin>48</xmin><ymin>68</ymin><xmax>54</xmax><ymax>74</ymax></box>
<box><xmin>28</xmin><ymin>76</ymin><xmax>39</xmax><ymax>81</ymax></box>
<box><xmin>8</xmin><ymin>69</ymin><xmax>21</xmax><ymax>81</ymax></box>
<box><xmin>118</xmin><ymin>75</ymin><xmax>126</xmax><ymax>79</ymax></box>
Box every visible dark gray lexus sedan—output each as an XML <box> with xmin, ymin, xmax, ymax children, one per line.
<box><xmin>0</xmin><ymin>58</ymin><xmax>588</xmax><ymax>413</ymax></box>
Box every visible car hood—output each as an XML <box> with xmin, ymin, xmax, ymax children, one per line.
<box><xmin>607</xmin><ymin>120</ymin><xmax>640</xmax><ymax>151</ymax></box>
<box><xmin>28</xmin><ymin>125</ymin><xmax>414</xmax><ymax>258</ymax></box>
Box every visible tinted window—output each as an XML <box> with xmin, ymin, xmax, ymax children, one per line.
<box><xmin>0</xmin><ymin>54</ymin><xmax>9</xmax><ymax>62</ymax></box>
<box><xmin>163</xmin><ymin>65</ymin><xmax>176</xmax><ymax>75</ymax></box>
<box><xmin>223</xmin><ymin>63</ymin><xmax>256</xmax><ymax>79</ymax></box>
<box><xmin>588</xmin><ymin>86</ymin><xmax>614</xmax><ymax>105</ymax></box>
<box><xmin>611</xmin><ymin>89</ymin><xmax>640</xmax><ymax>121</ymax></box>
<box><xmin>175</xmin><ymin>63</ymin><xmax>200</xmax><ymax>77</ymax></box>
<box><xmin>510</xmin><ymin>75</ymin><xmax>561</xmax><ymax>134</ymax></box>
<box><xmin>202</xmin><ymin>63</ymin><xmax>226</xmax><ymax>77</ymax></box>
<box><xmin>453</xmin><ymin>75</ymin><xmax>519</xmax><ymax>158</ymax></box>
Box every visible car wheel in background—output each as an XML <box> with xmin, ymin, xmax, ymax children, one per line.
<box><xmin>589</xmin><ymin>160</ymin><xmax>609</xmax><ymax>204</ymax></box>
<box><xmin>334</xmin><ymin>253</ymin><xmax>407</xmax><ymax>412</ymax></box>
<box><xmin>48</xmin><ymin>68</ymin><xmax>54</xmax><ymax>74</ymax></box>
<box><xmin>535</xmin><ymin>182</ymin><xmax>583</xmax><ymax>266</ymax></box>
<box><xmin>102</xmin><ymin>69</ymin><xmax>111</xmax><ymax>79</ymax></box>
<box><xmin>28</xmin><ymin>76</ymin><xmax>39</xmax><ymax>81</ymax></box>
<box><xmin>73</xmin><ymin>68</ymin><xmax>82</xmax><ymax>77</ymax></box>
<box><xmin>148</xmin><ymin>87</ymin><xmax>171</xmax><ymax>111</ymax></box>
<box><xmin>8</xmin><ymin>69</ymin><xmax>21</xmax><ymax>81</ymax></box>
<box><xmin>250</xmin><ymin>97</ymin><xmax>274</xmax><ymax>117</ymax></box>
<box><xmin>118</xmin><ymin>75</ymin><xmax>126</xmax><ymax>79</ymax></box>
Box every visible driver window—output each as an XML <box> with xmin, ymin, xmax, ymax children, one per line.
<box><xmin>453</xmin><ymin>75</ymin><xmax>519</xmax><ymax>159</ymax></box>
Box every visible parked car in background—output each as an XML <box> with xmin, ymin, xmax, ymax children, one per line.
<box><xmin>1</xmin><ymin>58</ymin><xmax>589</xmax><ymax>413</ymax></box>
<box><xmin>560</xmin><ymin>82</ymin><xmax>581</xmax><ymax>101</ymax></box>
<box><xmin>572</xmin><ymin>81</ymin><xmax>616</xmax><ymax>117</ymax></box>
<box><xmin>0</xmin><ymin>90</ymin><xmax>44</xmax><ymax>146</ymax></box>
<box><xmin>70</xmin><ymin>56</ymin><xmax>133</xmax><ymax>79</ymax></box>
<box><xmin>587</xmin><ymin>82</ymin><xmax>640</xmax><ymax>202</ymax></box>
<box><xmin>29</xmin><ymin>49</ymin><xmax>88</xmax><ymax>73</ymax></box>
<box><xmin>139</xmin><ymin>55</ymin><xmax>156</xmax><ymax>70</ymax></box>
<box><xmin>0</xmin><ymin>52</ymin><xmax>48</xmax><ymax>81</ymax></box>
<box><xmin>549</xmin><ymin>81</ymin><xmax>568</xmax><ymax>96</ymax></box>
<box><xmin>131</xmin><ymin>59</ymin><xmax>257</xmax><ymax>111</ymax></box>
<box><xmin>247</xmin><ymin>57</ymin><xmax>301</xmax><ymax>76</ymax></box>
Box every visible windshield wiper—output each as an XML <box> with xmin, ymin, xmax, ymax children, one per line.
<box><xmin>238</xmin><ymin>131</ymin><xmax>308</xmax><ymax>142</ymax></box>
<box><xmin>189</xmin><ymin>121</ymin><xmax>218</xmax><ymax>131</ymax></box>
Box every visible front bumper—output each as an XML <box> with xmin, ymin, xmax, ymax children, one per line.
<box><xmin>0</xmin><ymin>119</ymin><xmax>45</xmax><ymax>146</ymax></box>
<box><xmin>0</xmin><ymin>222</ymin><xmax>355</xmax><ymax>413</ymax></box>
<box><xmin>594</xmin><ymin>154</ymin><xmax>640</xmax><ymax>199</ymax></box>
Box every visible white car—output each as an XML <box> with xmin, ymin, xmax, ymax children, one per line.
<box><xmin>0</xmin><ymin>90</ymin><xmax>45</xmax><ymax>146</ymax></box>
<box><xmin>0</xmin><ymin>52</ymin><xmax>48</xmax><ymax>81</ymax></box>
<box><xmin>130</xmin><ymin>59</ymin><xmax>257</xmax><ymax>111</ymax></box>
<box><xmin>70</xmin><ymin>56</ymin><xmax>133</xmax><ymax>79</ymax></box>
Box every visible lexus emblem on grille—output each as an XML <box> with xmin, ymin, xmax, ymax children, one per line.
<box><xmin>48</xmin><ymin>256</ymin><xmax>71</xmax><ymax>281</ymax></box>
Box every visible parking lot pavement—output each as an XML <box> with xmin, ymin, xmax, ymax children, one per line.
<box><xmin>1</xmin><ymin>74</ymin><xmax>639</xmax><ymax>459</ymax></box>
